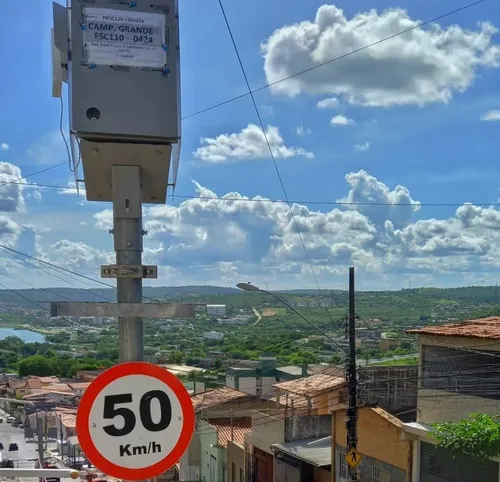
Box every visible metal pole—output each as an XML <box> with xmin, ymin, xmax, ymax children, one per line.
<box><xmin>37</xmin><ymin>416</ymin><xmax>44</xmax><ymax>468</ymax></box>
<box><xmin>346</xmin><ymin>267</ymin><xmax>358</xmax><ymax>481</ymax></box>
<box><xmin>112</xmin><ymin>165</ymin><xmax>144</xmax><ymax>362</ymax></box>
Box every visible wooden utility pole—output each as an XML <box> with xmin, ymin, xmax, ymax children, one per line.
<box><xmin>346</xmin><ymin>267</ymin><xmax>358</xmax><ymax>481</ymax></box>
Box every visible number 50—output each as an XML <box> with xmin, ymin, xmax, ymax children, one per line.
<box><xmin>102</xmin><ymin>390</ymin><xmax>172</xmax><ymax>437</ymax></box>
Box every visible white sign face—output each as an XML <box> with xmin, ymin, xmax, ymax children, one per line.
<box><xmin>87</xmin><ymin>374</ymin><xmax>184</xmax><ymax>469</ymax></box>
<box><xmin>82</xmin><ymin>7</ymin><xmax>167</xmax><ymax>68</ymax></box>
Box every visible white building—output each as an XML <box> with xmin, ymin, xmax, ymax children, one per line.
<box><xmin>203</xmin><ymin>331</ymin><xmax>225</xmax><ymax>340</ymax></box>
<box><xmin>206</xmin><ymin>304</ymin><xmax>226</xmax><ymax>317</ymax></box>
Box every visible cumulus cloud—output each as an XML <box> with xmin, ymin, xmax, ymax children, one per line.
<box><xmin>0</xmin><ymin>143</ymin><xmax>9</xmax><ymax>151</ymax></box>
<box><xmin>354</xmin><ymin>142</ymin><xmax>370</xmax><ymax>151</ymax></box>
<box><xmin>261</xmin><ymin>5</ymin><xmax>500</xmax><ymax>106</ymax></box>
<box><xmin>16</xmin><ymin>168</ymin><xmax>500</xmax><ymax>288</ymax></box>
<box><xmin>339</xmin><ymin>170</ymin><xmax>420</xmax><ymax>229</ymax></box>
<box><xmin>331</xmin><ymin>114</ymin><xmax>354</xmax><ymax>125</ymax></box>
<box><xmin>0</xmin><ymin>162</ymin><xmax>27</xmax><ymax>212</ymax></box>
<box><xmin>194</xmin><ymin>123</ymin><xmax>314</xmax><ymax>162</ymax></box>
<box><xmin>480</xmin><ymin>110</ymin><xmax>500</xmax><ymax>121</ymax></box>
<box><xmin>317</xmin><ymin>97</ymin><xmax>339</xmax><ymax>109</ymax></box>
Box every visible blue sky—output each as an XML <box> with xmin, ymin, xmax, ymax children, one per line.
<box><xmin>1</xmin><ymin>0</ymin><xmax>500</xmax><ymax>291</ymax></box>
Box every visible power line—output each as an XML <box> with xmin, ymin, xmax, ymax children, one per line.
<box><xmin>0</xmin><ymin>244</ymin><xmax>161</xmax><ymax>303</ymax></box>
<box><xmin>218</xmin><ymin>0</ymin><xmax>336</xmax><ymax>327</ymax></box>
<box><xmin>23</xmin><ymin>181</ymin><xmax>500</xmax><ymax>208</ymax></box>
<box><xmin>182</xmin><ymin>0</ymin><xmax>485</xmax><ymax>121</ymax></box>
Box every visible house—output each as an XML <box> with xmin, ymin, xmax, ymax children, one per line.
<box><xmin>226</xmin><ymin>357</ymin><xmax>277</xmax><ymax>397</ymax></box>
<box><xmin>206</xmin><ymin>305</ymin><xmax>227</xmax><ymax>317</ymax></box>
<box><xmin>404</xmin><ymin>317</ymin><xmax>500</xmax><ymax>481</ymax></box>
<box><xmin>275</xmin><ymin>366</ymin><xmax>311</xmax><ymax>383</ymax></box>
<box><xmin>197</xmin><ymin>418</ymin><xmax>252</xmax><ymax>482</ymax></box>
<box><xmin>244</xmin><ymin>410</ymin><xmax>332</xmax><ymax>482</ymax></box>
<box><xmin>68</xmin><ymin>382</ymin><xmax>90</xmax><ymax>397</ymax></box>
<box><xmin>7</xmin><ymin>378</ymin><xmax>42</xmax><ymax>397</ymax></box>
<box><xmin>274</xmin><ymin>374</ymin><xmax>346</xmax><ymax>415</ymax></box>
<box><xmin>333</xmin><ymin>406</ymin><xmax>413</xmax><ymax>481</ymax></box>
<box><xmin>179</xmin><ymin>387</ymin><xmax>275</xmax><ymax>481</ymax></box>
<box><xmin>75</xmin><ymin>369</ymin><xmax>104</xmax><ymax>381</ymax></box>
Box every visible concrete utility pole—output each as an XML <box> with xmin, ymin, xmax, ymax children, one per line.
<box><xmin>346</xmin><ymin>267</ymin><xmax>358</xmax><ymax>481</ymax></box>
<box><xmin>37</xmin><ymin>416</ymin><xmax>45</xmax><ymax>468</ymax></box>
<box><xmin>112</xmin><ymin>165</ymin><xmax>145</xmax><ymax>362</ymax></box>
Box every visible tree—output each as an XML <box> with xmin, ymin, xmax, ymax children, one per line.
<box><xmin>18</xmin><ymin>355</ymin><xmax>55</xmax><ymax>377</ymax></box>
<box><xmin>433</xmin><ymin>413</ymin><xmax>500</xmax><ymax>461</ymax></box>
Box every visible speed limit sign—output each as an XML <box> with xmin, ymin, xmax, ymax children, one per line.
<box><xmin>76</xmin><ymin>362</ymin><xmax>195</xmax><ymax>480</ymax></box>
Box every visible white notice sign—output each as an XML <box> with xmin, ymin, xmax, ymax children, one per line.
<box><xmin>83</xmin><ymin>7</ymin><xmax>167</xmax><ymax>68</ymax></box>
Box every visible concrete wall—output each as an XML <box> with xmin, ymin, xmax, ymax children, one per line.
<box><xmin>199</xmin><ymin>420</ymin><xmax>219</xmax><ymax>482</ymax></box>
<box><xmin>334</xmin><ymin>408</ymin><xmax>412</xmax><ymax>473</ymax></box>
<box><xmin>227</xmin><ymin>441</ymin><xmax>245</xmax><ymax>482</ymax></box>
<box><xmin>311</xmin><ymin>389</ymin><xmax>344</xmax><ymax>415</ymax></box>
<box><xmin>284</xmin><ymin>414</ymin><xmax>331</xmax><ymax>443</ymax></box>
<box><xmin>418</xmin><ymin>388</ymin><xmax>500</xmax><ymax>423</ymax></box>
<box><xmin>247</xmin><ymin>411</ymin><xmax>285</xmax><ymax>455</ymax></box>
<box><xmin>238</xmin><ymin>377</ymin><xmax>257</xmax><ymax>395</ymax></box>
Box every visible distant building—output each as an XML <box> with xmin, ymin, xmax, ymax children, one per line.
<box><xmin>203</xmin><ymin>331</ymin><xmax>225</xmax><ymax>340</ymax></box>
<box><xmin>355</xmin><ymin>328</ymin><xmax>382</xmax><ymax>340</ymax></box>
<box><xmin>207</xmin><ymin>304</ymin><xmax>226</xmax><ymax>317</ymax></box>
<box><xmin>226</xmin><ymin>356</ymin><xmax>277</xmax><ymax>397</ymax></box>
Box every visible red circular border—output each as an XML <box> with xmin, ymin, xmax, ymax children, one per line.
<box><xmin>76</xmin><ymin>362</ymin><xmax>195</xmax><ymax>480</ymax></box>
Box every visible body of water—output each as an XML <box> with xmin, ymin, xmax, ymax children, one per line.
<box><xmin>0</xmin><ymin>328</ymin><xmax>45</xmax><ymax>343</ymax></box>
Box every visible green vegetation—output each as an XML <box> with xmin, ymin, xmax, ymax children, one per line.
<box><xmin>0</xmin><ymin>335</ymin><xmax>115</xmax><ymax>376</ymax></box>
<box><xmin>433</xmin><ymin>413</ymin><xmax>500</xmax><ymax>461</ymax></box>
<box><xmin>372</xmin><ymin>356</ymin><xmax>418</xmax><ymax>366</ymax></box>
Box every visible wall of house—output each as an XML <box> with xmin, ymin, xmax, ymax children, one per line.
<box><xmin>199</xmin><ymin>422</ymin><xmax>219</xmax><ymax>482</ymax></box>
<box><xmin>284</xmin><ymin>415</ymin><xmax>331</xmax><ymax>443</ymax></box>
<box><xmin>311</xmin><ymin>389</ymin><xmax>344</xmax><ymax>415</ymax></box>
<box><xmin>335</xmin><ymin>444</ymin><xmax>407</xmax><ymax>482</ymax></box>
<box><xmin>247</xmin><ymin>411</ymin><xmax>285</xmax><ymax>455</ymax></box>
<box><xmin>227</xmin><ymin>441</ymin><xmax>245</xmax><ymax>482</ymax></box>
<box><xmin>314</xmin><ymin>467</ymin><xmax>330</xmax><ymax>482</ymax></box>
<box><xmin>238</xmin><ymin>377</ymin><xmax>257</xmax><ymax>395</ymax></box>
<box><xmin>334</xmin><ymin>408</ymin><xmax>411</xmax><ymax>472</ymax></box>
<box><xmin>418</xmin><ymin>388</ymin><xmax>500</xmax><ymax>423</ymax></box>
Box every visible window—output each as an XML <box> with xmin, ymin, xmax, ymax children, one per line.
<box><xmin>372</xmin><ymin>466</ymin><xmax>390</xmax><ymax>482</ymax></box>
<box><xmin>232</xmin><ymin>463</ymin><xmax>236</xmax><ymax>482</ymax></box>
<box><xmin>239</xmin><ymin>468</ymin><xmax>244</xmax><ymax>482</ymax></box>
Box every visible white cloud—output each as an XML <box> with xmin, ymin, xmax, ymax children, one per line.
<box><xmin>0</xmin><ymin>143</ymin><xmax>9</xmax><ymax>151</ymax></box>
<box><xmin>317</xmin><ymin>97</ymin><xmax>339</xmax><ymax>109</ymax></box>
<box><xmin>194</xmin><ymin>123</ymin><xmax>314</xmax><ymax>162</ymax></box>
<box><xmin>0</xmin><ymin>162</ymin><xmax>28</xmax><ymax>212</ymax></box>
<box><xmin>354</xmin><ymin>142</ymin><xmax>370</xmax><ymax>151</ymax></box>
<box><xmin>331</xmin><ymin>114</ymin><xmax>354</xmax><ymax>126</ymax></box>
<box><xmin>261</xmin><ymin>5</ymin><xmax>500</xmax><ymax>106</ymax></box>
<box><xmin>480</xmin><ymin>110</ymin><xmax>500</xmax><ymax>121</ymax></box>
<box><xmin>59</xmin><ymin>181</ymin><xmax>86</xmax><ymax>197</ymax></box>
<box><xmin>296</xmin><ymin>125</ymin><xmax>312</xmax><ymax>136</ymax></box>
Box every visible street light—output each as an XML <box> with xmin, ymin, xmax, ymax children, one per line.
<box><xmin>237</xmin><ymin>282</ymin><xmax>346</xmax><ymax>351</ymax></box>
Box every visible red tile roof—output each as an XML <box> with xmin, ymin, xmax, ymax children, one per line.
<box><xmin>208</xmin><ymin>418</ymin><xmax>252</xmax><ymax>447</ymax></box>
<box><xmin>274</xmin><ymin>374</ymin><xmax>345</xmax><ymax>397</ymax></box>
<box><xmin>191</xmin><ymin>387</ymin><xmax>247</xmax><ymax>411</ymax></box>
<box><xmin>406</xmin><ymin>317</ymin><xmax>500</xmax><ymax>339</ymax></box>
<box><xmin>61</xmin><ymin>413</ymin><xmax>76</xmax><ymax>428</ymax></box>
<box><xmin>27</xmin><ymin>379</ymin><xmax>43</xmax><ymax>389</ymax></box>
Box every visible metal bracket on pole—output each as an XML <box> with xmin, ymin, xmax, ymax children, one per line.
<box><xmin>101</xmin><ymin>264</ymin><xmax>158</xmax><ymax>279</ymax></box>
